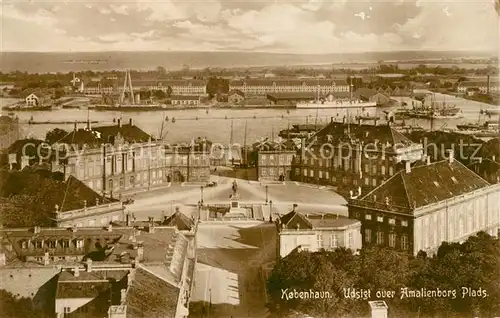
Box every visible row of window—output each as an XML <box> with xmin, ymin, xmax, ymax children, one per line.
<box><xmin>21</xmin><ymin>238</ymin><xmax>84</xmax><ymax>249</ymax></box>
<box><xmin>365</xmin><ymin>229</ymin><xmax>409</xmax><ymax>250</ymax></box>
<box><xmin>365</xmin><ymin>214</ymin><xmax>408</xmax><ymax>227</ymax></box>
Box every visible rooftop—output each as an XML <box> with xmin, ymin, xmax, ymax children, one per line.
<box><xmin>279</xmin><ymin>210</ymin><xmax>359</xmax><ymax>230</ymax></box>
<box><xmin>311</xmin><ymin>121</ymin><xmax>414</xmax><ymax>149</ymax></box>
<box><xmin>230</xmin><ymin>79</ymin><xmax>348</xmax><ymax>86</ymax></box>
<box><xmin>353</xmin><ymin>159</ymin><xmax>492</xmax><ymax>213</ymax></box>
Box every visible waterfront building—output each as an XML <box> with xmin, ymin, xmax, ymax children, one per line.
<box><xmin>290</xmin><ymin>120</ymin><xmax>424</xmax><ymax>197</ymax></box>
<box><xmin>468</xmin><ymin>157</ymin><xmax>500</xmax><ymax>184</ymax></box>
<box><xmin>0</xmin><ymin>115</ymin><xmax>20</xmax><ymax>151</ymax></box>
<box><xmin>276</xmin><ymin>205</ymin><xmax>362</xmax><ymax>258</ymax></box>
<box><xmin>51</xmin><ymin>120</ymin><xmax>210</xmax><ymax>196</ymax></box>
<box><xmin>133</xmin><ymin>79</ymin><xmax>207</xmax><ymax>96</ymax></box>
<box><xmin>457</xmin><ymin>80</ymin><xmax>500</xmax><ymax>94</ymax></box>
<box><xmin>229</xmin><ymin>79</ymin><xmax>349</xmax><ymax>96</ymax></box>
<box><xmin>25</xmin><ymin>93</ymin><xmax>41</xmax><ymax>106</ymax></box>
<box><xmin>170</xmin><ymin>95</ymin><xmax>201</xmax><ymax>106</ymax></box>
<box><xmin>0</xmin><ymin>215</ymin><xmax>196</xmax><ymax>318</ymax></box>
<box><xmin>347</xmin><ymin>152</ymin><xmax>500</xmax><ymax>255</ymax></box>
<box><xmin>255</xmin><ymin>138</ymin><xmax>297</xmax><ymax>181</ymax></box>
<box><xmin>228</xmin><ymin>89</ymin><xmax>245</xmax><ymax>104</ymax></box>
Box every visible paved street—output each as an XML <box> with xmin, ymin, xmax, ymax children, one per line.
<box><xmin>124</xmin><ymin>176</ymin><xmax>348</xmax><ymax>221</ymax></box>
<box><xmin>190</xmin><ymin>223</ymin><xmax>276</xmax><ymax>318</ymax></box>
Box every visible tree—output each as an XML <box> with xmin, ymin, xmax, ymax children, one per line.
<box><xmin>206</xmin><ymin>77</ymin><xmax>229</xmax><ymax>98</ymax></box>
<box><xmin>166</xmin><ymin>86</ymin><xmax>173</xmax><ymax>97</ymax></box>
<box><xmin>45</xmin><ymin>128</ymin><xmax>69</xmax><ymax>144</ymax></box>
<box><xmin>152</xmin><ymin>90</ymin><xmax>166</xmax><ymax>99</ymax></box>
<box><xmin>0</xmin><ymin>289</ymin><xmax>49</xmax><ymax>318</ymax></box>
<box><xmin>156</xmin><ymin>66</ymin><xmax>167</xmax><ymax>77</ymax></box>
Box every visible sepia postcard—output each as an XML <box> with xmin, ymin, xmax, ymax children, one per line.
<box><xmin>0</xmin><ymin>0</ymin><xmax>499</xmax><ymax>317</ymax></box>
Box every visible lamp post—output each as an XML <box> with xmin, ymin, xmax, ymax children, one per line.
<box><xmin>265</xmin><ymin>185</ymin><xmax>268</xmax><ymax>204</ymax></box>
<box><xmin>269</xmin><ymin>200</ymin><xmax>273</xmax><ymax>222</ymax></box>
<box><xmin>200</xmin><ymin>186</ymin><xmax>204</xmax><ymax>205</ymax></box>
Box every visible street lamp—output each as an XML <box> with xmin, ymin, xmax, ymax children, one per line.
<box><xmin>269</xmin><ymin>200</ymin><xmax>273</xmax><ymax>222</ymax></box>
<box><xmin>200</xmin><ymin>186</ymin><xmax>204</xmax><ymax>205</ymax></box>
<box><xmin>265</xmin><ymin>185</ymin><xmax>268</xmax><ymax>204</ymax></box>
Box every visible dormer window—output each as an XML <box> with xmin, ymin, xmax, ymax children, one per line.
<box><xmin>20</xmin><ymin>241</ymin><xmax>28</xmax><ymax>249</ymax></box>
<box><xmin>61</xmin><ymin>240</ymin><xmax>70</xmax><ymax>248</ymax></box>
<box><xmin>34</xmin><ymin>240</ymin><xmax>43</xmax><ymax>249</ymax></box>
<box><xmin>48</xmin><ymin>241</ymin><xmax>56</xmax><ymax>248</ymax></box>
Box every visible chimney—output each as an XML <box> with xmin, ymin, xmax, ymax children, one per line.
<box><xmin>175</xmin><ymin>206</ymin><xmax>180</xmax><ymax>214</ymax></box>
<box><xmin>493</xmin><ymin>155</ymin><xmax>496</xmax><ymax>162</ymax></box>
<box><xmin>73</xmin><ymin>267</ymin><xmax>80</xmax><ymax>277</ymax></box>
<box><xmin>107</xmin><ymin>223</ymin><xmax>113</xmax><ymax>232</ymax></box>
<box><xmin>137</xmin><ymin>245</ymin><xmax>144</xmax><ymax>262</ymax></box>
<box><xmin>86</xmin><ymin>258</ymin><xmax>92</xmax><ymax>272</ymax></box>
<box><xmin>126</xmin><ymin>213</ymin><xmax>131</xmax><ymax>227</ymax></box>
<box><xmin>129</xmin><ymin>118</ymin><xmax>133</xmax><ymax>126</ymax></box>
<box><xmin>74</xmin><ymin>122</ymin><xmax>77</xmax><ymax>131</ymax></box>
<box><xmin>292</xmin><ymin>204</ymin><xmax>298</xmax><ymax>212</ymax></box>
<box><xmin>426</xmin><ymin>156</ymin><xmax>431</xmax><ymax>165</ymax></box>
<box><xmin>148</xmin><ymin>217</ymin><xmax>155</xmax><ymax>233</ymax></box>
<box><xmin>43</xmin><ymin>252</ymin><xmax>50</xmax><ymax>266</ymax></box>
<box><xmin>120</xmin><ymin>289</ymin><xmax>127</xmax><ymax>304</ymax></box>
<box><xmin>479</xmin><ymin>157</ymin><xmax>483</xmax><ymax>164</ymax></box>
<box><xmin>369</xmin><ymin>300</ymin><xmax>388</xmax><ymax>318</ymax></box>
<box><xmin>0</xmin><ymin>253</ymin><xmax>5</xmax><ymax>266</ymax></box>
<box><xmin>405</xmin><ymin>161</ymin><xmax>411</xmax><ymax>173</ymax></box>
<box><xmin>447</xmin><ymin>149</ymin><xmax>454</xmax><ymax>163</ymax></box>
<box><xmin>117</xmin><ymin>119</ymin><xmax>121</xmax><ymax>128</ymax></box>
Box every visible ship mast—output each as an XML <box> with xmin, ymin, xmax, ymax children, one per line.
<box><xmin>243</xmin><ymin>120</ymin><xmax>247</xmax><ymax>167</ymax></box>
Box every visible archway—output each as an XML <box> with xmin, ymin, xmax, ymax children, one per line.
<box><xmin>172</xmin><ymin>171</ymin><xmax>185</xmax><ymax>182</ymax></box>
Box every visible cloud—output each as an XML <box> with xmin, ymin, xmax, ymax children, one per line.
<box><xmin>1</xmin><ymin>0</ymin><xmax>497</xmax><ymax>53</ymax></box>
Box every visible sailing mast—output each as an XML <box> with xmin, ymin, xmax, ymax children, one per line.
<box><xmin>243</xmin><ymin>120</ymin><xmax>247</xmax><ymax>168</ymax></box>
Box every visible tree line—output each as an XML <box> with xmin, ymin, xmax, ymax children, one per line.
<box><xmin>267</xmin><ymin>232</ymin><xmax>500</xmax><ymax>318</ymax></box>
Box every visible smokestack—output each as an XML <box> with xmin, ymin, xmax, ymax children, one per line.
<box><xmin>117</xmin><ymin>119</ymin><xmax>121</xmax><ymax>128</ymax></box>
<box><xmin>129</xmin><ymin>118</ymin><xmax>133</xmax><ymax>126</ymax></box>
<box><xmin>405</xmin><ymin>161</ymin><xmax>411</xmax><ymax>173</ymax></box>
<box><xmin>426</xmin><ymin>156</ymin><xmax>431</xmax><ymax>165</ymax></box>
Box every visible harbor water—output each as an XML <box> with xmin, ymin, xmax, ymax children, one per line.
<box><xmin>2</xmin><ymin>92</ymin><xmax>499</xmax><ymax>144</ymax></box>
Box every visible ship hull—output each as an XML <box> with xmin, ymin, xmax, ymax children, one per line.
<box><xmin>296</xmin><ymin>101</ymin><xmax>377</xmax><ymax>109</ymax></box>
<box><xmin>94</xmin><ymin>104</ymin><xmax>166</xmax><ymax>111</ymax></box>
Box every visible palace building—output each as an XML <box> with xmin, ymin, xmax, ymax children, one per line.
<box><xmin>347</xmin><ymin>152</ymin><xmax>500</xmax><ymax>255</ymax></box>
<box><xmin>229</xmin><ymin>79</ymin><xmax>349</xmax><ymax>96</ymax></box>
<box><xmin>290</xmin><ymin>120</ymin><xmax>424</xmax><ymax>197</ymax></box>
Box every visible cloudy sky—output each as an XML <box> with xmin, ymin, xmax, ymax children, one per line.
<box><xmin>1</xmin><ymin>0</ymin><xmax>498</xmax><ymax>53</ymax></box>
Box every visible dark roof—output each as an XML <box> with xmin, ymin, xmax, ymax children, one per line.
<box><xmin>162</xmin><ymin>211</ymin><xmax>194</xmax><ymax>231</ymax></box>
<box><xmin>355</xmin><ymin>88</ymin><xmax>377</xmax><ymax>99</ymax></box>
<box><xmin>229</xmin><ymin>89</ymin><xmax>245</xmax><ymax>96</ymax></box>
<box><xmin>0</xmin><ymin>170</ymin><xmax>116</xmax><ymax>213</ymax></box>
<box><xmin>253</xmin><ymin>138</ymin><xmax>298</xmax><ymax>151</ymax></box>
<box><xmin>468</xmin><ymin>158</ymin><xmax>500</xmax><ymax>176</ymax></box>
<box><xmin>267</xmin><ymin>92</ymin><xmax>315</xmax><ymax>100</ymax></box>
<box><xmin>126</xmin><ymin>267</ymin><xmax>179</xmax><ymax>318</ymax></box>
<box><xmin>357</xmin><ymin>159</ymin><xmax>492</xmax><ymax>212</ymax></box>
<box><xmin>56</xmin><ymin>280</ymin><xmax>110</xmax><ymax>299</ymax></box>
<box><xmin>133</xmin><ymin>79</ymin><xmax>206</xmax><ymax>87</ymax></box>
<box><xmin>59</xmin><ymin>123</ymin><xmax>152</xmax><ymax>145</ymax></box>
<box><xmin>279</xmin><ymin>210</ymin><xmax>313</xmax><ymax>230</ymax></box>
<box><xmin>312</xmin><ymin>122</ymin><xmax>413</xmax><ymax>147</ymax></box>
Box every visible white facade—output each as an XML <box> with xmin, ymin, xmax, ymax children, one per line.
<box><xmin>25</xmin><ymin>93</ymin><xmax>40</xmax><ymax>106</ymax></box>
<box><xmin>413</xmin><ymin>184</ymin><xmax>500</xmax><ymax>255</ymax></box>
<box><xmin>230</xmin><ymin>82</ymin><xmax>349</xmax><ymax>95</ymax></box>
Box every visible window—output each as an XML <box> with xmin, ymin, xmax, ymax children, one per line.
<box><xmin>317</xmin><ymin>233</ymin><xmax>323</xmax><ymax>248</ymax></box>
<box><xmin>365</xmin><ymin>229</ymin><xmax>371</xmax><ymax>243</ymax></box>
<box><xmin>326</xmin><ymin>172</ymin><xmax>329</xmax><ymax>179</ymax></box>
<box><xmin>376</xmin><ymin>231</ymin><xmax>384</xmax><ymax>245</ymax></box>
<box><xmin>364</xmin><ymin>177</ymin><xmax>369</xmax><ymax>185</ymax></box>
<box><xmin>108</xmin><ymin>179</ymin><xmax>113</xmax><ymax>190</ymax></box>
<box><xmin>377</xmin><ymin>216</ymin><xmax>384</xmax><ymax>223</ymax></box>
<box><xmin>130</xmin><ymin>176</ymin><xmax>135</xmax><ymax>185</ymax></box>
<box><xmin>101</xmin><ymin>217</ymin><xmax>108</xmax><ymax>225</ymax></box>
<box><xmin>388</xmin><ymin>218</ymin><xmax>396</xmax><ymax>225</ymax></box>
<box><xmin>332</xmin><ymin>176</ymin><xmax>336</xmax><ymax>182</ymax></box>
<box><xmin>35</xmin><ymin>241</ymin><xmax>43</xmax><ymax>249</ymax></box>
<box><xmin>381</xmin><ymin>166</ymin><xmax>386</xmax><ymax>175</ymax></box>
<box><xmin>48</xmin><ymin>241</ymin><xmax>56</xmax><ymax>248</ymax></box>
<box><xmin>372</xmin><ymin>178</ymin><xmax>377</xmax><ymax>186</ymax></box>
<box><xmin>119</xmin><ymin>177</ymin><xmax>125</xmax><ymax>188</ymax></box>
<box><xmin>348</xmin><ymin>232</ymin><xmax>353</xmax><ymax>247</ymax></box>
<box><xmin>389</xmin><ymin>167</ymin><xmax>394</xmax><ymax>175</ymax></box>
<box><xmin>389</xmin><ymin>233</ymin><xmax>396</xmax><ymax>247</ymax></box>
<box><xmin>61</xmin><ymin>240</ymin><xmax>70</xmax><ymax>248</ymax></box>
<box><xmin>365</xmin><ymin>214</ymin><xmax>372</xmax><ymax>220</ymax></box>
<box><xmin>401</xmin><ymin>235</ymin><xmax>408</xmax><ymax>250</ymax></box>
<box><xmin>64</xmin><ymin>307</ymin><xmax>71</xmax><ymax>313</ymax></box>
<box><xmin>372</xmin><ymin>165</ymin><xmax>377</xmax><ymax>174</ymax></box>
<box><xmin>401</xmin><ymin>220</ymin><xmax>408</xmax><ymax>227</ymax></box>
<box><xmin>330</xmin><ymin>234</ymin><xmax>337</xmax><ymax>248</ymax></box>
<box><xmin>75</xmin><ymin>239</ymin><xmax>84</xmax><ymax>249</ymax></box>
<box><xmin>309</xmin><ymin>170</ymin><xmax>314</xmax><ymax>177</ymax></box>
<box><xmin>364</xmin><ymin>164</ymin><xmax>369</xmax><ymax>173</ymax></box>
